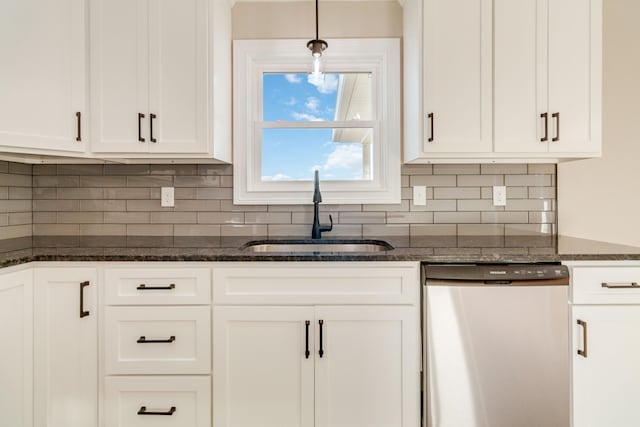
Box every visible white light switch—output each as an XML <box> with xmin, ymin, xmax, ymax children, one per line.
<box><xmin>161</xmin><ymin>187</ymin><xmax>175</xmax><ymax>207</ymax></box>
<box><xmin>493</xmin><ymin>186</ymin><xmax>507</xmax><ymax>207</ymax></box>
<box><xmin>413</xmin><ymin>186</ymin><xmax>427</xmax><ymax>206</ymax></box>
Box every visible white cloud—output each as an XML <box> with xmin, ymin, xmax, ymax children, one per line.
<box><xmin>262</xmin><ymin>173</ymin><xmax>292</xmax><ymax>181</ymax></box>
<box><xmin>323</xmin><ymin>144</ymin><xmax>362</xmax><ymax>171</ymax></box>
<box><xmin>307</xmin><ymin>73</ymin><xmax>339</xmax><ymax>94</ymax></box>
<box><xmin>305</xmin><ymin>96</ymin><xmax>320</xmax><ymax>112</ymax></box>
<box><xmin>312</xmin><ymin>143</ymin><xmax>363</xmax><ymax>179</ymax></box>
<box><xmin>284</xmin><ymin>74</ymin><xmax>302</xmax><ymax>83</ymax></box>
<box><xmin>291</xmin><ymin>112</ymin><xmax>324</xmax><ymax>122</ymax></box>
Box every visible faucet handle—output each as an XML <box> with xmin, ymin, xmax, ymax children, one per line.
<box><xmin>323</xmin><ymin>215</ymin><xmax>333</xmax><ymax>233</ymax></box>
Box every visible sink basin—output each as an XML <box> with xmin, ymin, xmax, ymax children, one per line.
<box><xmin>240</xmin><ymin>239</ymin><xmax>394</xmax><ymax>254</ymax></box>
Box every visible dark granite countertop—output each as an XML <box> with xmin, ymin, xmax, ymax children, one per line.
<box><xmin>2</xmin><ymin>235</ymin><xmax>640</xmax><ymax>269</ymax></box>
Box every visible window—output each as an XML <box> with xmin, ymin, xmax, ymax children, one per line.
<box><xmin>233</xmin><ymin>39</ymin><xmax>400</xmax><ymax>204</ymax></box>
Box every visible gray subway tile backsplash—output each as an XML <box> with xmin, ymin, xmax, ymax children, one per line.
<box><xmin>0</xmin><ymin>162</ymin><xmax>557</xmax><ymax>257</ymax></box>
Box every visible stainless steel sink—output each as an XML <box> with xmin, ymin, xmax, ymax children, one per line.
<box><xmin>240</xmin><ymin>239</ymin><xmax>394</xmax><ymax>254</ymax></box>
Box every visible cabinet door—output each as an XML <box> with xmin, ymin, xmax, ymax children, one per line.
<box><xmin>494</xmin><ymin>0</ymin><xmax>548</xmax><ymax>153</ymax></box>
<box><xmin>314</xmin><ymin>306</ymin><xmax>419</xmax><ymax>427</ymax></box>
<box><xmin>90</xmin><ymin>0</ymin><xmax>149</xmax><ymax>153</ymax></box>
<box><xmin>33</xmin><ymin>268</ymin><xmax>98</xmax><ymax>427</ymax></box>
<box><xmin>548</xmin><ymin>0</ymin><xmax>601</xmax><ymax>154</ymax></box>
<box><xmin>213</xmin><ymin>306</ymin><xmax>315</xmax><ymax>427</ymax></box>
<box><xmin>147</xmin><ymin>0</ymin><xmax>208</xmax><ymax>154</ymax></box>
<box><xmin>0</xmin><ymin>270</ymin><xmax>33</xmax><ymax>427</ymax></box>
<box><xmin>422</xmin><ymin>0</ymin><xmax>492</xmax><ymax>154</ymax></box>
<box><xmin>0</xmin><ymin>0</ymin><xmax>86</xmax><ymax>153</ymax></box>
<box><xmin>572</xmin><ymin>305</ymin><xmax>640</xmax><ymax>427</ymax></box>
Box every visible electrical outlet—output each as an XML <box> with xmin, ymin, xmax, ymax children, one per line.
<box><xmin>413</xmin><ymin>186</ymin><xmax>427</xmax><ymax>206</ymax></box>
<box><xmin>161</xmin><ymin>187</ymin><xmax>175</xmax><ymax>207</ymax></box>
<box><xmin>493</xmin><ymin>186</ymin><xmax>507</xmax><ymax>207</ymax></box>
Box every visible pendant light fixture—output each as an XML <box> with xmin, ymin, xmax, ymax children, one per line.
<box><xmin>307</xmin><ymin>0</ymin><xmax>327</xmax><ymax>83</ymax></box>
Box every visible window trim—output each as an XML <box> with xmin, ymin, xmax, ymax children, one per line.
<box><xmin>233</xmin><ymin>38</ymin><xmax>401</xmax><ymax>204</ymax></box>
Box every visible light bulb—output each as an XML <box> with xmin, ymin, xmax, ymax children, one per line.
<box><xmin>310</xmin><ymin>56</ymin><xmax>323</xmax><ymax>84</ymax></box>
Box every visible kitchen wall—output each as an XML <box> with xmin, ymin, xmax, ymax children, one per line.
<box><xmin>558</xmin><ymin>0</ymin><xmax>640</xmax><ymax>246</ymax></box>
<box><xmin>0</xmin><ymin>161</ymin><xmax>32</xmax><ymax>259</ymax></box>
<box><xmin>29</xmin><ymin>163</ymin><xmax>556</xmax><ymax>251</ymax></box>
<box><xmin>232</xmin><ymin>1</ymin><xmax>402</xmax><ymax>39</ymax></box>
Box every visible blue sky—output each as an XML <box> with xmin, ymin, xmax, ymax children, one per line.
<box><xmin>261</xmin><ymin>73</ymin><xmax>365</xmax><ymax>181</ymax></box>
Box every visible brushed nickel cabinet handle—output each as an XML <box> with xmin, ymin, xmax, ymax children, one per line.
<box><xmin>540</xmin><ymin>112</ymin><xmax>548</xmax><ymax>142</ymax></box>
<box><xmin>577</xmin><ymin>319</ymin><xmax>587</xmax><ymax>358</ymax></box>
<box><xmin>602</xmin><ymin>282</ymin><xmax>639</xmax><ymax>289</ymax></box>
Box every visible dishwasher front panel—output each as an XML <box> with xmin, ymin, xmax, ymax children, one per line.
<box><xmin>424</xmin><ymin>284</ymin><xmax>569</xmax><ymax>427</ymax></box>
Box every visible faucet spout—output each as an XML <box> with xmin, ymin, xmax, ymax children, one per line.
<box><xmin>311</xmin><ymin>170</ymin><xmax>332</xmax><ymax>239</ymax></box>
<box><xmin>313</xmin><ymin>170</ymin><xmax>322</xmax><ymax>203</ymax></box>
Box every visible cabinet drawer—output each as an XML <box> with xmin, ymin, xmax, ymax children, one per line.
<box><xmin>104</xmin><ymin>267</ymin><xmax>211</xmax><ymax>305</ymax></box>
<box><xmin>105</xmin><ymin>306</ymin><xmax>211</xmax><ymax>375</ymax></box>
<box><xmin>571</xmin><ymin>266</ymin><xmax>640</xmax><ymax>304</ymax></box>
<box><xmin>213</xmin><ymin>262</ymin><xmax>420</xmax><ymax>305</ymax></box>
<box><xmin>104</xmin><ymin>376</ymin><xmax>210</xmax><ymax>427</ymax></box>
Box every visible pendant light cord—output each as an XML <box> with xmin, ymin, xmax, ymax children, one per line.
<box><xmin>315</xmin><ymin>0</ymin><xmax>319</xmax><ymax>41</ymax></box>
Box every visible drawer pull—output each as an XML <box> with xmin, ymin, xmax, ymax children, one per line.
<box><xmin>137</xmin><ymin>406</ymin><xmax>176</xmax><ymax>416</ymax></box>
<box><xmin>137</xmin><ymin>335</ymin><xmax>176</xmax><ymax>344</ymax></box>
<box><xmin>577</xmin><ymin>320</ymin><xmax>587</xmax><ymax>358</ymax></box>
<box><xmin>137</xmin><ymin>283</ymin><xmax>176</xmax><ymax>291</ymax></box>
<box><xmin>601</xmin><ymin>282</ymin><xmax>639</xmax><ymax>289</ymax></box>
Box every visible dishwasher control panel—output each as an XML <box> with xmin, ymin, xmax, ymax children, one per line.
<box><xmin>424</xmin><ymin>263</ymin><xmax>569</xmax><ymax>285</ymax></box>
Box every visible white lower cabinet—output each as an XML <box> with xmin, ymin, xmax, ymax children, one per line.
<box><xmin>314</xmin><ymin>306</ymin><xmax>417</xmax><ymax>427</ymax></box>
<box><xmin>214</xmin><ymin>306</ymin><xmax>315</xmax><ymax>427</ymax></box>
<box><xmin>33</xmin><ymin>267</ymin><xmax>98</xmax><ymax>427</ymax></box>
<box><xmin>102</xmin><ymin>265</ymin><xmax>212</xmax><ymax>427</ymax></box>
<box><xmin>104</xmin><ymin>376</ymin><xmax>211</xmax><ymax>427</ymax></box>
<box><xmin>104</xmin><ymin>306</ymin><xmax>211</xmax><ymax>375</ymax></box>
<box><xmin>568</xmin><ymin>262</ymin><xmax>640</xmax><ymax>427</ymax></box>
<box><xmin>213</xmin><ymin>262</ymin><xmax>421</xmax><ymax>427</ymax></box>
<box><xmin>0</xmin><ymin>268</ymin><xmax>33</xmax><ymax>427</ymax></box>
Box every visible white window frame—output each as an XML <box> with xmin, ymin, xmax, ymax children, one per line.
<box><xmin>233</xmin><ymin>38</ymin><xmax>401</xmax><ymax>204</ymax></box>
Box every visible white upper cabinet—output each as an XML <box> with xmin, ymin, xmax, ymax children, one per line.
<box><xmin>0</xmin><ymin>0</ymin><xmax>87</xmax><ymax>155</ymax></box>
<box><xmin>404</xmin><ymin>0</ymin><xmax>493</xmax><ymax>160</ymax></box>
<box><xmin>547</xmin><ymin>0</ymin><xmax>601</xmax><ymax>155</ymax></box>
<box><xmin>90</xmin><ymin>0</ymin><xmax>231</xmax><ymax>160</ymax></box>
<box><xmin>494</xmin><ymin>0</ymin><xmax>602</xmax><ymax>156</ymax></box>
<box><xmin>404</xmin><ymin>0</ymin><xmax>602</xmax><ymax>162</ymax></box>
<box><xmin>421</xmin><ymin>0</ymin><xmax>493</xmax><ymax>155</ymax></box>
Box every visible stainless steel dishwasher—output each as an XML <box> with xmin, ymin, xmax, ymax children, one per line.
<box><xmin>423</xmin><ymin>263</ymin><xmax>570</xmax><ymax>427</ymax></box>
